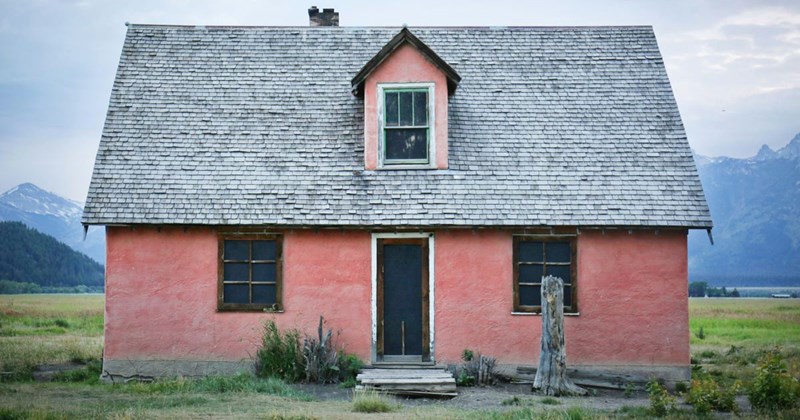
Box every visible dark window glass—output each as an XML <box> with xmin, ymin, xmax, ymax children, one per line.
<box><xmin>223</xmin><ymin>284</ymin><xmax>249</xmax><ymax>304</ymax></box>
<box><xmin>398</xmin><ymin>91</ymin><xmax>414</xmax><ymax>126</ymax></box>
<box><xmin>519</xmin><ymin>264</ymin><xmax>543</xmax><ymax>283</ymax></box>
<box><xmin>519</xmin><ymin>285</ymin><xmax>541</xmax><ymax>307</ymax></box>
<box><xmin>252</xmin><ymin>285</ymin><xmax>276</xmax><ymax>304</ymax></box>
<box><xmin>385</xmin><ymin>128</ymin><xmax>428</xmax><ymax>160</ymax></box>
<box><xmin>413</xmin><ymin>91</ymin><xmax>427</xmax><ymax>125</ymax></box>
<box><xmin>548</xmin><ymin>265</ymin><xmax>571</xmax><ymax>284</ymax></box>
<box><xmin>514</xmin><ymin>237</ymin><xmax>577</xmax><ymax>313</ymax></box>
<box><xmin>252</xmin><ymin>241</ymin><xmax>275</xmax><ymax>261</ymax></box>
<box><xmin>220</xmin><ymin>236</ymin><xmax>281</xmax><ymax>310</ymax></box>
<box><xmin>547</xmin><ymin>242</ymin><xmax>571</xmax><ymax>263</ymax></box>
<box><xmin>252</xmin><ymin>263</ymin><xmax>276</xmax><ymax>282</ymax></box>
<box><xmin>385</xmin><ymin>92</ymin><xmax>399</xmax><ymax>126</ymax></box>
<box><xmin>224</xmin><ymin>240</ymin><xmax>249</xmax><ymax>260</ymax></box>
<box><xmin>224</xmin><ymin>263</ymin><xmax>249</xmax><ymax>281</ymax></box>
<box><xmin>518</xmin><ymin>242</ymin><xmax>543</xmax><ymax>262</ymax></box>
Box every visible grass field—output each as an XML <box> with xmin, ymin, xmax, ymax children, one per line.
<box><xmin>0</xmin><ymin>294</ymin><xmax>798</xmax><ymax>418</ymax></box>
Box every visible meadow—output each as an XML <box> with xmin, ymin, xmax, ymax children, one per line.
<box><xmin>0</xmin><ymin>294</ymin><xmax>798</xmax><ymax>418</ymax></box>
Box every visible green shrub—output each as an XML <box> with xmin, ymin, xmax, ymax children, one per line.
<box><xmin>450</xmin><ymin>348</ymin><xmax>496</xmax><ymax>387</ymax></box>
<box><xmin>255</xmin><ymin>320</ymin><xmax>304</xmax><ymax>382</ymax></box>
<box><xmin>674</xmin><ymin>382</ymin><xmax>688</xmax><ymax>394</ymax></box>
<box><xmin>748</xmin><ymin>349</ymin><xmax>800</xmax><ymax>412</ymax></box>
<box><xmin>337</xmin><ymin>353</ymin><xmax>364</xmax><ymax>385</ymax></box>
<box><xmin>351</xmin><ymin>389</ymin><xmax>397</xmax><ymax>413</ymax></box>
<box><xmin>686</xmin><ymin>377</ymin><xmax>740</xmax><ymax>414</ymax></box>
<box><xmin>646</xmin><ymin>380</ymin><xmax>676</xmax><ymax>416</ymax></box>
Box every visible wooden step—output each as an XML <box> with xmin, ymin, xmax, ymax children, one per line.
<box><xmin>356</xmin><ymin>367</ymin><xmax>457</xmax><ymax>397</ymax></box>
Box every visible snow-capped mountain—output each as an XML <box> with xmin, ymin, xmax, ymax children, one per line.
<box><xmin>0</xmin><ymin>183</ymin><xmax>105</xmax><ymax>264</ymax></box>
<box><xmin>689</xmin><ymin>132</ymin><xmax>800</xmax><ymax>286</ymax></box>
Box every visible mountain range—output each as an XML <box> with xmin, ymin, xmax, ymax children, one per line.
<box><xmin>0</xmin><ymin>183</ymin><xmax>105</xmax><ymax>264</ymax></box>
<box><xmin>689</xmin><ymin>132</ymin><xmax>800</xmax><ymax>286</ymax></box>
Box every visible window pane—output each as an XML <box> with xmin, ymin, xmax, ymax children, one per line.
<box><xmin>252</xmin><ymin>263</ymin><xmax>276</xmax><ymax>282</ymax></box>
<box><xmin>223</xmin><ymin>284</ymin><xmax>249</xmax><ymax>304</ymax></box>
<box><xmin>398</xmin><ymin>91</ymin><xmax>413</xmax><ymax>126</ymax></box>
<box><xmin>252</xmin><ymin>241</ymin><xmax>276</xmax><ymax>261</ymax></box>
<box><xmin>253</xmin><ymin>285</ymin><xmax>276</xmax><ymax>304</ymax></box>
<box><xmin>385</xmin><ymin>128</ymin><xmax>428</xmax><ymax>161</ymax></box>
<box><xmin>547</xmin><ymin>265</ymin><xmax>571</xmax><ymax>284</ymax></box>
<box><xmin>547</xmin><ymin>242</ymin><xmax>571</xmax><ymax>263</ymax></box>
<box><xmin>519</xmin><ymin>264</ymin><xmax>543</xmax><ymax>283</ymax></box>
<box><xmin>224</xmin><ymin>263</ymin><xmax>249</xmax><ymax>281</ymax></box>
<box><xmin>413</xmin><ymin>91</ymin><xmax>428</xmax><ymax>126</ymax></box>
<box><xmin>385</xmin><ymin>92</ymin><xmax>399</xmax><ymax>126</ymax></box>
<box><xmin>563</xmin><ymin>285</ymin><xmax>573</xmax><ymax>308</ymax></box>
<box><xmin>518</xmin><ymin>241</ymin><xmax>543</xmax><ymax>262</ymax></box>
<box><xmin>224</xmin><ymin>240</ymin><xmax>249</xmax><ymax>261</ymax></box>
<box><xmin>519</xmin><ymin>285</ymin><xmax>541</xmax><ymax>307</ymax></box>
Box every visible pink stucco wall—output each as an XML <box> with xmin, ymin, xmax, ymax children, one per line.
<box><xmin>363</xmin><ymin>43</ymin><xmax>449</xmax><ymax>170</ymax></box>
<box><xmin>104</xmin><ymin>227</ymin><xmax>688</xmax><ymax>370</ymax></box>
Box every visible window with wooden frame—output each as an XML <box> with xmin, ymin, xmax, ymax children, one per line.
<box><xmin>218</xmin><ymin>234</ymin><xmax>282</xmax><ymax>311</ymax></box>
<box><xmin>513</xmin><ymin>236</ymin><xmax>577</xmax><ymax>314</ymax></box>
<box><xmin>379</xmin><ymin>83</ymin><xmax>434</xmax><ymax>167</ymax></box>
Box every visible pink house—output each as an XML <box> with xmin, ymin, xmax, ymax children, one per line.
<box><xmin>84</xmin><ymin>8</ymin><xmax>711</xmax><ymax>384</ymax></box>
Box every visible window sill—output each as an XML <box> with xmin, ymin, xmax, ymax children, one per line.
<box><xmin>377</xmin><ymin>164</ymin><xmax>437</xmax><ymax>170</ymax></box>
<box><xmin>217</xmin><ymin>307</ymin><xmax>284</xmax><ymax>313</ymax></box>
<box><xmin>511</xmin><ymin>312</ymin><xmax>580</xmax><ymax>317</ymax></box>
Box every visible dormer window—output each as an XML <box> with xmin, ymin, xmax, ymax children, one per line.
<box><xmin>351</xmin><ymin>28</ymin><xmax>460</xmax><ymax>171</ymax></box>
<box><xmin>379</xmin><ymin>83</ymin><xmax>434</xmax><ymax>167</ymax></box>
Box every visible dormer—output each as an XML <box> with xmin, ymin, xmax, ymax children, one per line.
<box><xmin>352</xmin><ymin>28</ymin><xmax>460</xmax><ymax>170</ymax></box>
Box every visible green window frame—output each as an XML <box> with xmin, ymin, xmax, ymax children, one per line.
<box><xmin>381</xmin><ymin>86</ymin><xmax>431</xmax><ymax>165</ymax></box>
<box><xmin>513</xmin><ymin>236</ymin><xmax>578</xmax><ymax>314</ymax></box>
<box><xmin>218</xmin><ymin>233</ymin><xmax>283</xmax><ymax>312</ymax></box>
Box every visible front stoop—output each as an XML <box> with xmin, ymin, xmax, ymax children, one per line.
<box><xmin>356</xmin><ymin>367</ymin><xmax>457</xmax><ymax>397</ymax></box>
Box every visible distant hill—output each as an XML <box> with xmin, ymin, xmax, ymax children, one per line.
<box><xmin>0</xmin><ymin>221</ymin><xmax>104</xmax><ymax>288</ymax></box>
<box><xmin>0</xmin><ymin>183</ymin><xmax>105</xmax><ymax>264</ymax></box>
<box><xmin>689</xmin><ymin>132</ymin><xmax>800</xmax><ymax>287</ymax></box>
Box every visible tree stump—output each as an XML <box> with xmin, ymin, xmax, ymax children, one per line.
<box><xmin>533</xmin><ymin>275</ymin><xmax>587</xmax><ymax>396</ymax></box>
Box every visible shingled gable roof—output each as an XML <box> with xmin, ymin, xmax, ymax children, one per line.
<box><xmin>83</xmin><ymin>25</ymin><xmax>712</xmax><ymax>229</ymax></box>
<box><xmin>351</xmin><ymin>27</ymin><xmax>461</xmax><ymax>96</ymax></box>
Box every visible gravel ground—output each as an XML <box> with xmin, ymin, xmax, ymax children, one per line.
<box><xmin>294</xmin><ymin>381</ymin><xmax>658</xmax><ymax>413</ymax></box>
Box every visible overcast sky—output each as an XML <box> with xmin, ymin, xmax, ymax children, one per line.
<box><xmin>1</xmin><ymin>0</ymin><xmax>798</xmax><ymax>201</ymax></box>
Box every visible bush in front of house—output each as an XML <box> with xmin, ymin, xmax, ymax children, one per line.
<box><xmin>448</xmin><ymin>348</ymin><xmax>497</xmax><ymax>387</ymax></box>
<box><xmin>646</xmin><ymin>379</ymin><xmax>676</xmax><ymax>416</ymax></box>
<box><xmin>255</xmin><ymin>320</ymin><xmax>305</xmax><ymax>382</ymax></box>
<box><xmin>747</xmin><ymin>348</ymin><xmax>800</xmax><ymax>412</ymax></box>
<box><xmin>686</xmin><ymin>377</ymin><xmax>740</xmax><ymax>414</ymax></box>
<box><xmin>255</xmin><ymin>317</ymin><xmax>365</xmax><ymax>385</ymax></box>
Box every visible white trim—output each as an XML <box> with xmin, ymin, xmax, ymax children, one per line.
<box><xmin>370</xmin><ymin>232</ymin><xmax>435</xmax><ymax>363</ymax></box>
<box><xmin>376</xmin><ymin>82</ymin><xmax>436</xmax><ymax>169</ymax></box>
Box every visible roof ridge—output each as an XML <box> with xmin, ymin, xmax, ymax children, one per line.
<box><xmin>125</xmin><ymin>23</ymin><xmax>654</xmax><ymax>30</ymax></box>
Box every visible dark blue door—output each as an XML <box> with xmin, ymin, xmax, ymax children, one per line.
<box><xmin>377</xmin><ymin>238</ymin><xmax>429</xmax><ymax>360</ymax></box>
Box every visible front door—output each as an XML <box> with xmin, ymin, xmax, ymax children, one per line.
<box><xmin>376</xmin><ymin>237</ymin><xmax>430</xmax><ymax>362</ymax></box>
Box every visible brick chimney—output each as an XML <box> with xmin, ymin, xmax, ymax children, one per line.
<box><xmin>308</xmin><ymin>6</ymin><xmax>339</xmax><ymax>27</ymax></box>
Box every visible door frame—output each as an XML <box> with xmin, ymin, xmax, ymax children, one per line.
<box><xmin>371</xmin><ymin>232</ymin><xmax>435</xmax><ymax>363</ymax></box>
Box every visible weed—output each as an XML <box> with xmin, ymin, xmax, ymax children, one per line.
<box><xmin>695</xmin><ymin>326</ymin><xmax>705</xmax><ymax>340</ymax></box>
<box><xmin>450</xmin><ymin>348</ymin><xmax>496</xmax><ymax>387</ymax></box>
<box><xmin>125</xmin><ymin>373</ymin><xmax>312</xmax><ymax>400</ymax></box>
<box><xmin>302</xmin><ymin>316</ymin><xmax>339</xmax><ymax>384</ymax></box>
<box><xmin>337</xmin><ymin>353</ymin><xmax>364</xmax><ymax>385</ymax></box>
<box><xmin>645</xmin><ymin>379</ymin><xmax>676</xmax><ymax>416</ymax></box>
<box><xmin>53</xmin><ymin>319</ymin><xmax>70</xmax><ymax>329</ymax></box>
<box><xmin>351</xmin><ymin>389</ymin><xmax>397</xmax><ymax>413</ymax></box>
<box><xmin>540</xmin><ymin>396</ymin><xmax>561</xmax><ymax>405</ymax></box>
<box><xmin>674</xmin><ymin>381</ymin><xmax>688</xmax><ymax>394</ymax></box>
<box><xmin>501</xmin><ymin>396</ymin><xmax>522</xmax><ymax>406</ymax></box>
<box><xmin>52</xmin><ymin>359</ymin><xmax>102</xmax><ymax>384</ymax></box>
<box><xmin>338</xmin><ymin>377</ymin><xmax>357</xmax><ymax>389</ymax></box>
<box><xmin>623</xmin><ymin>382</ymin><xmax>635</xmax><ymax>398</ymax></box>
<box><xmin>748</xmin><ymin>348</ymin><xmax>800</xmax><ymax>412</ymax></box>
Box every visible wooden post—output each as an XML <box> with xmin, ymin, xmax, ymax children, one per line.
<box><xmin>533</xmin><ymin>275</ymin><xmax>587</xmax><ymax>396</ymax></box>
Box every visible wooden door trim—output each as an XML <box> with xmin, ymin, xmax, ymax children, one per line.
<box><xmin>371</xmin><ymin>232</ymin><xmax>434</xmax><ymax>364</ymax></box>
